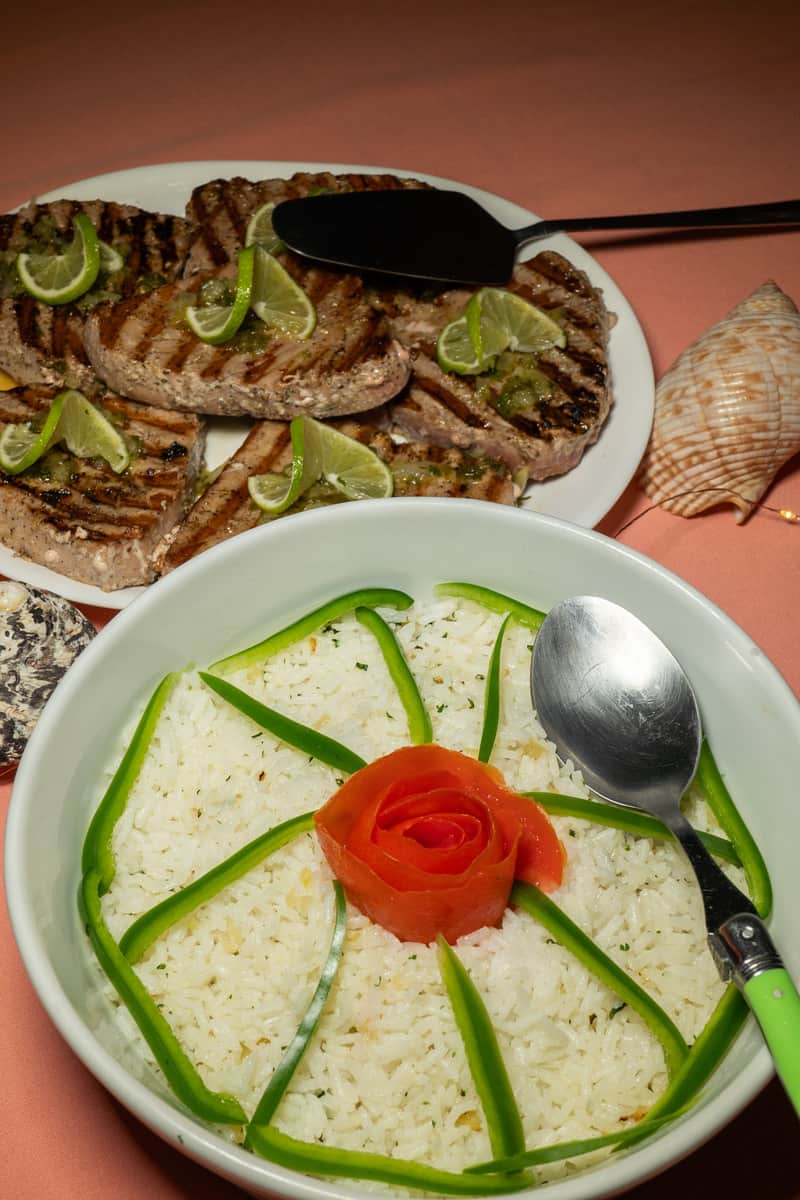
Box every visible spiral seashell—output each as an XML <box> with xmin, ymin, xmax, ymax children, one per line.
<box><xmin>639</xmin><ymin>280</ymin><xmax>800</xmax><ymax>522</ymax></box>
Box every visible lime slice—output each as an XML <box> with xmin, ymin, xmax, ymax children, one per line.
<box><xmin>245</xmin><ymin>201</ymin><xmax>284</xmax><ymax>253</ymax></box>
<box><xmin>57</xmin><ymin>389</ymin><xmax>130</xmax><ymax>473</ymax></box>
<box><xmin>247</xmin><ymin>417</ymin><xmax>320</xmax><ymax>513</ymax></box>
<box><xmin>248</xmin><ymin>415</ymin><xmax>392</xmax><ymax>513</ymax></box>
<box><xmin>313</xmin><ymin>419</ymin><xmax>393</xmax><ymax>499</ymax></box>
<box><xmin>466</xmin><ymin>288</ymin><xmax>566</xmax><ymax>360</ymax></box>
<box><xmin>186</xmin><ymin>245</ymin><xmax>256</xmax><ymax>344</ymax></box>
<box><xmin>0</xmin><ymin>392</ymin><xmax>67</xmax><ymax>474</ymax></box>
<box><xmin>437</xmin><ymin>315</ymin><xmax>486</xmax><ymax>375</ymax></box>
<box><xmin>99</xmin><ymin>240</ymin><xmax>124</xmax><ymax>273</ymax></box>
<box><xmin>0</xmin><ymin>389</ymin><xmax>130</xmax><ymax>475</ymax></box>
<box><xmin>250</xmin><ymin>245</ymin><xmax>316</xmax><ymax>339</ymax></box>
<box><xmin>16</xmin><ymin>212</ymin><xmax>101</xmax><ymax>305</ymax></box>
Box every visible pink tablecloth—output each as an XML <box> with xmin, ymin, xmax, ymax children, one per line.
<box><xmin>2</xmin><ymin>0</ymin><xmax>799</xmax><ymax>1196</ymax></box>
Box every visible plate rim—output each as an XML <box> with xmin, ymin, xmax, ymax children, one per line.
<box><xmin>1</xmin><ymin>160</ymin><xmax>654</xmax><ymax>609</ymax></box>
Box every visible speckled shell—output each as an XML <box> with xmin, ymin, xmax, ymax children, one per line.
<box><xmin>1</xmin><ymin>581</ymin><xmax>95</xmax><ymax>765</ymax></box>
<box><xmin>639</xmin><ymin>281</ymin><xmax>800</xmax><ymax>522</ymax></box>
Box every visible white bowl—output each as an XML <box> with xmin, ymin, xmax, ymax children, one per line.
<box><xmin>6</xmin><ymin>499</ymin><xmax>798</xmax><ymax>1200</ymax></box>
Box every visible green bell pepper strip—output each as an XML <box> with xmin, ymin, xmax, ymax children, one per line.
<box><xmin>434</xmin><ymin>583</ymin><xmax>546</xmax><ymax>630</ymax></box>
<box><xmin>697</xmin><ymin>739</ymin><xmax>773</xmax><ymax>916</ymax></box>
<box><xmin>210</xmin><ymin>587</ymin><xmax>414</xmax><ymax>675</ymax></box>
<box><xmin>622</xmin><ymin>744</ymin><xmax>774</xmax><ymax>1140</ymax></box>
<box><xmin>437</xmin><ymin>935</ymin><xmax>527</xmax><ymax>1165</ymax></box>
<box><xmin>478</xmin><ymin>614</ymin><xmax>510</xmax><ymax>764</ymax></box>
<box><xmin>246</xmin><ymin>881</ymin><xmax>347</xmax><ymax>1138</ymax></box>
<box><xmin>79</xmin><ymin>868</ymin><xmax>246</xmax><ymax>1125</ymax></box>
<box><xmin>527</xmin><ymin>791</ymin><xmax>740</xmax><ymax>866</ymax></box>
<box><xmin>511</xmin><ymin>882</ymin><xmax>689</xmax><ymax>1079</ymax></box>
<box><xmin>246</xmin><ymin>1125</ymin><xmax>529</xmax><ymax>1195</ymax></box>
<box><xmin>120</xmin><ymin>812</ymin><xmax>316</xmax><ymax>963</ymax></box>
<box><xmin>81</xmin><ymin>672</ymin><xmax>180</xmax><ymax>893</ymax></box>
<box><xmin>198</xmin><ymin>672</ymin><xmax>366</xmax><ymax>775</ymax></box>
<box><xmin>466</xmin><ymin>1105</ymin><xmax>692</xmax><ymax>1173</ymax></box>
<box><xmin>620</xmin><ymin>985</ymin><xmax>748</xmax><ymax>1147</ymax></box>
<box><xmin>354</xmin><ymin>606</ymin><xmax>432</xmax><ymax>745</ymax></box>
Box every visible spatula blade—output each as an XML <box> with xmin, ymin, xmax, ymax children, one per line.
<box><xmin>271</xmin><ymin>189</ymin><xmax>518</xmax><ymax>285</ymax></box>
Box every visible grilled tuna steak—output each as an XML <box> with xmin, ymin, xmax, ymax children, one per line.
<box><xmin>183</xmin><ymin>172</ymin><xmax>429</xmax><ymax>274</ymax></box>
<box><xmin>159</xmin><ymin>417</ymin><xmax>518</xmax><ymax>574</ymax></box>
<box><xmin>83</xmin><ymin>259</ymin><xmax>411</xmax><ymax>419</ymax></box>
<box><xmin>0</xmin><ymin>200</ymin><xmax>193</xmax><ymax>391</ymax></box>
<box><xmin>182</xmin><ymin>176</ymin><xmax>611</xmax><ymax>479</ymax></box>
<box><xmin>0</xmin><ymin>387</ymin><xmax>204</xmax><ymax>590</ymax></box>
<box><xmin>376</xmin><ymin>250</ymin><xmax>613</xmax><ymax>479</ymax></box>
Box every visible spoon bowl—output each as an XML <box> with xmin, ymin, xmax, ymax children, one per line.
<box><xmin>530</xmin><ymin>593</ymin><xmax>702</xmax><ymax>819</ymax></box>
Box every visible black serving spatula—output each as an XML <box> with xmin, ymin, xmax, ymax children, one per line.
<box><xmin>271</xmin><ymin>190</ymin><xmax>800</xmax><ymax>286</ymax></box>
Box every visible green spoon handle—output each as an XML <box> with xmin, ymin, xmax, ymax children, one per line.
<box><xmin>710</xmin><ymin>913</ymin><xmax>800</xmax><ymax>1116</ymax></box>
<box><xmin>743</xmin><ymin>967</ymin><xmax>800</xmax><ymax>1114</ymax></box>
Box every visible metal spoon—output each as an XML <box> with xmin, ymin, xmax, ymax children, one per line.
<box><xmin>530</xmin><ymin>594</ymin><xmax>800</xmax><ymax>1114</ymax></box>
<box><xmin>271</xmin><ymin>191</ymin><xmax>800</xmax><ymax>285</ymax></box>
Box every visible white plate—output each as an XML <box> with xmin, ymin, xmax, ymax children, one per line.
<box><xmin>0</xmin><ymin>161</ymin><xmax>654</xmax><ymax>609</ymax></box>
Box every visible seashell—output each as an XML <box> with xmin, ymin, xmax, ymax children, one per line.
<box><xmin>639</xmin><ymin>280</ymin><xmax>800</xmax><ymax>522</ymax></box>
<box><xmin>1</xmin><ymin>580</ymin><xmax>95</xmax><ymax>765</ymax></box>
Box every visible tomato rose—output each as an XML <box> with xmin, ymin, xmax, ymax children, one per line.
<box><xmin>314</xmin><ymin>744</ymin><xmax>565</xmax><ymax>944</ymax></box>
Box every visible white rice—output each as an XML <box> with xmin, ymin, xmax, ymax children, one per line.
<box><xmin>96</xmin><ymin>596</ymin><xmax>742</xmax><ymax>1185</ymax></box>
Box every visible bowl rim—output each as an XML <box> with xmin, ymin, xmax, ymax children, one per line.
<box><xmin>5</xmin><ymin>498</ymin><xmax>786</xmax><ymax>1200</ymax></box>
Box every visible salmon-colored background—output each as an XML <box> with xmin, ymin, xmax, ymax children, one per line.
<box><xmin>2</xmin><ymin>0</ymin><xmax>799</xmax><ymax>1196</ymax></box>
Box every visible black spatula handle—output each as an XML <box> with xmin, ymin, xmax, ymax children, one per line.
<box><xmin>522</xmin><ymin>197</ymin><xmax>800</xmax><ymax>244</ymax></box>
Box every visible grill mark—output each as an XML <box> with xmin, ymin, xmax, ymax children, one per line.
<box><xmin>164</xmin><ymin>332</ymin><xmax>198</xmax><ymax>374</ymax></box>
<box><xmin>98</xmin><ymin>295</ymin><xmax>137</xmax><ymax>350</ymax></box>
<box><xmin>507</xmin><ymin>392</ymin><xmax>601</xmax><ymax>438</ymax></box>
<box><xmin>190</xmin><ymin>189</ymin><xmax>231</xmax><ymax>267</ymax></box>
<box><xmin>166</xmin><ymin>424</ymin><xmax>291</xmax><ymax>566</ymax></box>
<box><xmin>72</xmin><ymin>462</ymin><xmax>184</xmax><ymax>495</ymax></box>
<box><xmin>240</xmin><ymin>342</ymin><xmax>288</xmax><ymax>383</ymax></box>
<box><xmin>91</xmin><ymin>392</ymin><xmax>201</xmax><ymax>440</ymax></box>
<box><xmin>334</xmin><ymin>315</ymin><xmax>386</xmax><ymax>373</ymax></box>
<box><xmin>34</xmin><ymin>510</ymin><xmax>150</xmax><ymax>542</ymax></box>
<box><xmin>14</xmin><ymin>457</ymin><xmax>177</xmax><ymax>511</ymax></box>
<box><xmin>66</xmin><ymin>314</ymin><xmax>87</xmax><ymax>362</ymax></box>
<box><xmin>197</xmin><ymin>345</ymin><xmax>235</xmax><ymax>380</ymax></box>
<box><xmin>413</xmin><ymin>375</ymin><xmax>495</xmax><ymax>430</ymax></box>
<box><xmin>287</xmin><ymin>263</ymin><xmax>343</xmax><ymax>307</ymax></box>
<box><xmin>133</xmin><ymin>292</ymin><xmax>176</xmax><ymax>362</ymax></box>
<box><xmin>96</xmin><ymin>204</ymin><xmax>116</xmax><ymax>244</ymax></box>
<box><xmin>51</xmin><ymin>308</ymin><xmax>68</xmax><ymax>360</ymax></box>
<box><xmin>529</xmin><ymin>251</ymin><xmax>595</xmax><ymax>299</ymax></box>
<box><xmin>534</xmin><ymin>359</ymin><xmax>603</xmax><ymax>409</ymax></box>
<box><xmin>222</xmin><ymin>189</ymin><xmax>249</xmax><ymax>251</ymax></box>
<box><xmin>123</xmin><ymin>215</ymin><xmax>145</xmax><ymax>282</ymax></box>
<box><xmin>566</xmin><ymin>348</ymin><xmax>607</xmax><ymax>382</ymax></box>
<box><xmin>15</xmin><ymin>297</ymin><xmax>40</xmax><ymax>352</ymax></box>
<box><xmin>11</xmin><ymin>477</ymin><xmax>167</xmax><ymax>527</ymax></box>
